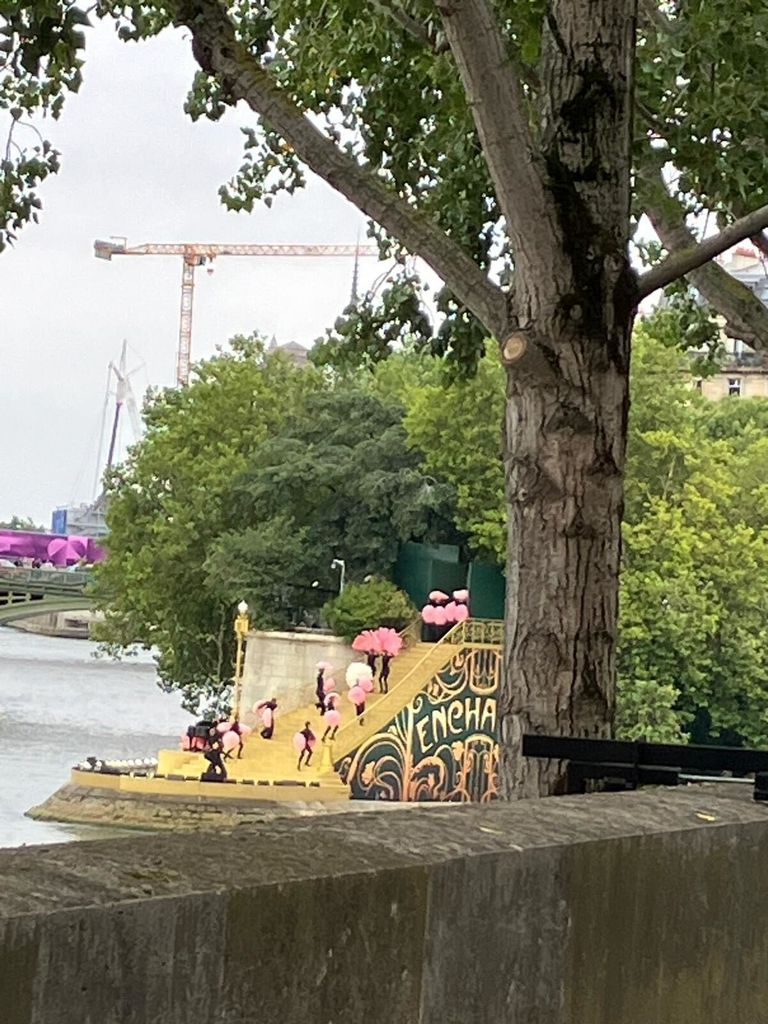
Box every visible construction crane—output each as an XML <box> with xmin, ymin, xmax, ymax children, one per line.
<box><xmin>94</xmin><ymin>239</ymin><xmax>380</xmax><ymax>387</ymax></box>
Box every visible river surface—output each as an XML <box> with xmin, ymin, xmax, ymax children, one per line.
<box><xmin>0</xmin><ymin>628</ymin><xmax>192</xmax><ymax>849</ymax></box>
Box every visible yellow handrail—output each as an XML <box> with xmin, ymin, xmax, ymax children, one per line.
<box><xmin>335</xmin><ymin>618</ymin><xmax>502</xmax><ymax>747</ymax></box>
<box><xmin>443</xmin><ymin>618</ymin><xmax>504</xmax><ymax>647</ymax></box>
<box><xmin>397</xmin><ymin>616</ymin><xmax>422</xmax><ymax>650</ymax></box>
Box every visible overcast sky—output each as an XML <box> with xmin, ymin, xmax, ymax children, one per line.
<box><xmin>0</xmin><ymin>20</ymin><xmax>396</xmax><ymax>526</ymax></box>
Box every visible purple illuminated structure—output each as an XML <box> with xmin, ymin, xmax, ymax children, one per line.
<box><xmin>0</xmin><ymin>530</ymin><xmax>105</xmax><ymax>567</ymax></box>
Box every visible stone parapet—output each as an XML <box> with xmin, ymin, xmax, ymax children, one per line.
<box><xmin>4</xmin><ymin>789</ymin><xmax>768</xmax><ymax>1023</ymax></box>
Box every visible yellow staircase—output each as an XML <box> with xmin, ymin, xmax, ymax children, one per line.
<box><xmin>157</xmin><ymin>638</ymin><xmax>453</xmax><ymax>795</ymax></box>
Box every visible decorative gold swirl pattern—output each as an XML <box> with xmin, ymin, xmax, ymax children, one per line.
<box><xmin>343</xmin><ymin>645</ymin><xmax>502</xmax><ymax>803</ymax></box>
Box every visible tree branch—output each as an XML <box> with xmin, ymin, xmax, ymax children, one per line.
<box><xmin>433</xmin><ymin>0</ymin><xmax>552</xmax><ymax>257</ymax></box>
<box><xmin>372</xmin><ymin>0</ymin><xmax>449</xmax><ymax>54</ymax></box>
<box><xmin>637</xmin><ymin>0</ymin><xmax>675</xmax><ymax>36</ymax></box>
<box><xmin>637</xmin><ymin>203</ymin><xmax>768</xmax><ymax>301</ymax></box>
<box><xmin>172</xmin><ymin>0</ymin><xmax>509</xmax><ymax>338</ymax></box>
<box><xmin>644</xmin><ymin>185</ymin><xmax>768</xmax><ymax>351</ymax></box>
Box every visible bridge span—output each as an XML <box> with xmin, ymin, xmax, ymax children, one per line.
<box><xmin>0</xmin><ymin>568</ymin><xmax>94</xmax><ymax>624</ymax></box>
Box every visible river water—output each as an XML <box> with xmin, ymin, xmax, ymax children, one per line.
<box><xmin>0</xmin><ymin>628</ymin><xmax>192</xmax><ymax>848</ymax></box>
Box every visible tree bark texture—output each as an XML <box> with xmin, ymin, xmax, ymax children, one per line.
<box><xmin>496</xmin><ymin>0</ymin><xmax>637</xmax><ymax>798</ymax></box>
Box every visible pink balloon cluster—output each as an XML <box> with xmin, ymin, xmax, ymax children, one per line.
<box><xmin>421</xmin><ymin>589</ymin><xmax>470</xmax><ymax>626</ymax></box>
<box><xmin>346</xmin><ymin>662</ymin><xmax>373</xmax><ymax>689</ymax></box>
<box><xmin>343</xmin><ymin>662</ymin><xmax>373</xmax><ymax>708</ymax></box>
<box><xmin>253</xmin><ymin>701</ymin><xmax>274</xmax><ymax>728</ymax></box>
<box><xmin>292</xmin><ymin>731</ymin><xmax>317</xmax><ymax>752</ymax></box>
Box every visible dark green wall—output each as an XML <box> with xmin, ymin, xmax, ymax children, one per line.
<box><xmin>395</xmin><ymin>541</ymin><xmax>505</xmax><ymax>619</ymax></box>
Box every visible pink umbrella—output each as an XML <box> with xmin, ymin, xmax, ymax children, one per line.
<box><xmin>455</xmin><ymin>604</ymin><xmax>469</xmax><ymax>622</ymax></box>
<box><xmin>453</xmin><ymin>589</ymin><xmax>469</xmax><ymax>602</ymax></box>
<box><xmin>433</xmin><ymin>606</ymin><xmax>447</xmax><ymax>626</ymax></box>
<box><xmin>348</xmin><ymin>685</ymin><xmax>366</xmax><ymax>706</ymax></box>
<box><xmin>421</xmin><ymin>605</ymin><xmax>437</xmax><ymax>624</ymax></box>
<box><xmin>323</xmin><ymin>677</ymin><xmax>337</xmax><ymax>694</ymax></box>
<box><xmin>359</xmin><ymin>676</ymin><xmax>374</xmax><ymax>694</ymax></box>
<box><xmin>429</xmin><ymin>590</ymin><xmax>449</xmax><ymax>602</ymax></box>
<box><xmin>324</xmin><ymin>708</ymin><xmax>341</xmax><ymax>727</ymax></box>
<box><xmin>67</xmin><ymin>536</ymin><xmax>87</xmax><ymax>557</ymax></box>
<box><xmin>46</xmin><ymin>538</ymin><xmax>68</xmax><ymax>563</ymax></box>
<box><xmin>444</xmin><ymin>601</ymin><xmax>459</xmax><ymax>623</ymax></box>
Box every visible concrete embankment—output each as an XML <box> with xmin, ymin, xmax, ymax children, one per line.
<box><xmin>28</xmin><ymin>774</ymin><xmax>434</xmax><ymax>832</ymax></box>
<box><xmin>6</xmin><ymin>788</ymin><xmax>768</xmax><ymax>1023</ymax></box>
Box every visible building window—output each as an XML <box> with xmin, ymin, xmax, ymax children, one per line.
<box><xmin>728</xmin><ymin>377</ymin><xmax>742</xmax><ymax>397</ymax></box>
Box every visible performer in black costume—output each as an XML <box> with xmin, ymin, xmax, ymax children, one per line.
<box><xmin>297</xmin><ymin>721</ymin><xmax>316</xmax><ymax>770</ymax></box>
<box><xmin>366</xmin><ymin>650</ymin><xmax>378</xmax><ymax>681</ymax></box>
<box><xmin>315</xmin><ymin>666</ymin><xmax>326</xmax><ymax>714</ymax></box>
<box><xmin>259</xmin><ymin>697</ymin><xmax>278</xmax><ymax>740</ymax></box>
<box><xmin>222</xmin><ymin>716</ymin><xmax>245</xmax><ymax>760</ymax></box>
<box><xmin>379</xmin><ymin>653</ymin><xmax>392</xmax><ymax>694</ymax></box>
<box><xmin>201</xmin><ymin>731</ymin><xmax>227</xmax><ymax>782</ymax></box>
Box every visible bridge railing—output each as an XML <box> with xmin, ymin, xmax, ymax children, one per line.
<box><xmin>0</xmin><ymin>567</ymin><xmax>92</xmax><ymax>589</ymax></box>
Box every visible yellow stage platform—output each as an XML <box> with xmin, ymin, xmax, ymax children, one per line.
<box><xmin>154</xmin><ymin>640</ymin><xmax>451</xmax><ymax>796</ymax></box>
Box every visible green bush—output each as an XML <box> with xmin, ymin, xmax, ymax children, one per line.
<box><xmin>322</xmin><ymin>580</ymin><xmax>417</xmax><ymax>642</ymax></box>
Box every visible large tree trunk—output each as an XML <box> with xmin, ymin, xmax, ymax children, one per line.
<box><xmin>497</xmin><ymin>0</ymin><xmax>638</xmax><ymax>797</ymax></box>
<box><xmin>500</xmin><ymin>313</ymin><xmax>633</xmax><ymax>798</ymax></box>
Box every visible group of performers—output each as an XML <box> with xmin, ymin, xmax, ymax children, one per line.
<box><xmin>183</xmin><ymin>698</ymin><xmax>279</xmax><ymax>781</ymax></box>
<box><xmin>182</xmin><ymin>621</ymin><xmax>417</xmax><ymax>779</ymax></box>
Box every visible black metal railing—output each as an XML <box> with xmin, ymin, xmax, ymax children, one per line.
<box><xmin>523</xmin><ymin>734</ymin><xmax>768</xmax><ymax>801</ymax></box>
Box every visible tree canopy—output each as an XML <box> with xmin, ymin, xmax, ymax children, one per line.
<box><xmin>95</xmin><ymin>312</ymin><xmax>768</xmax><ymax>748</ymax></box>
<box><xmin>94</xmin><ymin>337</ymin><xmax>460</xmax><ymax>710</ymax></box>
<box><xmin>0</xmin><ymin>515</ymin><xmax>45</xmax><ymax>531</ymax></box>
<box><xmin>10</xmin><ymin>0</ymin><xmax>768</xmax><ymax>794</ymax></box>
<box><xmin>93</xmin><ymin>337</ymin><xmax>318</xmax><ymax>710</ymax></box>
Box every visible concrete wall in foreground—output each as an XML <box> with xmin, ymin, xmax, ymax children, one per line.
<box><xmin>241</xmin><ymin>629</ymin><xmax>353</xmax><ymax>716</ymax></box>
<box><xmin>3</xmin><ymin>789</ymin><xmax>768</xmax><ymax>1023</ymax></box>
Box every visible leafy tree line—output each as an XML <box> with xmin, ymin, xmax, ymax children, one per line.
<box><xmin>92</xmin><ymin>336</ymin><xmax>459</xmax><ymax>711</ymax></box>
<box><xmin>0</xmin><ymin>515</ymin><xmax>44</xmax><ymax>532</ymax></box>
<box><xmin>8</xmin><ymin>1</ymin><xmax>768</xmax><ymax>795</ymax></box>
<box><xmin>96</xmin><ymin>316</ymin><xmax>768</xmax><ymax>747</ymax></box>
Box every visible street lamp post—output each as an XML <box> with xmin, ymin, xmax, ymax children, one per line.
<box><xmin>330</xmin><ymin>558</ymin><xmax>346</xmax><ymax>594</ymax></box>
<box><xmin>233</xmin><ymin>599</ymin><xmax>250</xmax><ymax>719</ymax></box>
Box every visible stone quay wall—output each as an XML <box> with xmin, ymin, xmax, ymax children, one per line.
<box><xmin>241</xmin><ymin>629</ymin><xmax>352</xmax><ymax>716</ymax></box>
<box><xmin>3</xmin><ymin>789</ymin><xmax>768</xmax><ymax>1024</ymax></box>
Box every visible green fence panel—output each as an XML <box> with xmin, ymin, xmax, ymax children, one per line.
<box><xmin>394</xmin><ymin>542</ymin><xmax>467</xmax><ymax>608</ymax></box>
<box><xmin>467</xmin><ymin>560</ymin><xmax>505</xmax><ymax>620</ymax></box>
